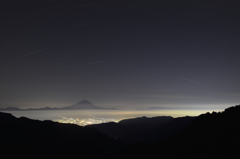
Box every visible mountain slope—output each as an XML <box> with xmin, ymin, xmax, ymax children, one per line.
<box><xmin>62</xmin><ymin>100</ymin><xmax>103</xmax><ymax>109</ymax></box>
<box><xmin>88</xmin><ymin>116</ymin><xmax>195</xmax><ymax>144</ymax></box>
<box><xmin>0</xmin><ymin>111</ymin><xmax>122</xmax><ymax>159</ymax></box>
<box><xmin>2</xmin><ymin>104</ymin><xmax>240</xmax><ymax>159</ymax></box>
<box><xmin>135</xmin><ymin>105</ymin><xmax>240</xmax><ymax>159</ymax></box>
<box><xmin>0</xmin><ymin>100</ymin><xmax>116</xmax><ymax>110</ymax></box>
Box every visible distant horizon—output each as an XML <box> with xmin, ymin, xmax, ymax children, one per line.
<box><xmin>0</xmin><ymin>106</ymin><xmax>227</xmax><ymax>126</ymax></box>
<box><xmin>1</xmin><ymin>99</ymin><xmax>234</xmax><ymax>112</ymax></box>
<box><xmin>1</xmin><ymin>102</ymin><xmax>236</xmax><ymax>126</ymax></box>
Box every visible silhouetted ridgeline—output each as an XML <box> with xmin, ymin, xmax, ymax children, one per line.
<box><xmin>87</xmin><ymin>116</ymin><xmax>195</xmax><ymax>144</ymax></box>
<box><xmin>130</xmin><ymin>105</ymin><xmax>240</xmax><ymax>159</ymax></box>
<box><xmin>0</xmin><ymin>100</ymin><xmax>117</xmax><ymax>110</ymax></box>
<box><xmin>1</xmin><ymin>105</ymin><xmax>240</xmax><ymax>159</ymax></box>
<box><xmin>0</xmin><ymin>112</ymin><xmax>121</xmax><ymax>159</ymax></box>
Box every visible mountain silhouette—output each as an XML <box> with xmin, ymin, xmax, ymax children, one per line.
<box><xmin>1</xmin><ymin>104</ymin><xmax>240</xmax><ymax>159</ymax></box>
<box><xmin>126</xmin><ymin>104</ymin><xmax>240</xmax><ymax>159</ymax></box>
<box><xmin>0</xmin><ymin>107</ymin><xmax>22</xmax><ymax>111</ymax></box>
<box><xmin>0</xmin><ymin>100</ymin><xmax>116</xmax><ymax>110</ymax></box>
<box><xmin>62</xmin><ymin>100</ymin><xmax>103</xmax><ymax>110</ymax></box>
<box><xmin>88</xmin><ymin>116</ymin><xmax>195</xmax><ymax>144</ymax></box>
<box><xmin>0</xmin><ymin>111</ymin><xmax>122</xmax><ymax>159</ymax></box>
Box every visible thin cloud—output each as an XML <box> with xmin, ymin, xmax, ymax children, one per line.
<box><xmin>218</xmin><ymin>93</ymin><xmax>240</xmax><ymax>97</ymax></box>
<box><xmin>53</xmin><ymin>54</ymin><xmax>78</xmax><ymax>62</ymax></box>
<box><xmin>5</xmin><ymin>40</ymin><xmax>29</xmax><ymax>48</ymax></box>
<box><xmin>143</xmin><ymin>72</ymin><xmax>162</xmax><ymax>77</ymax></box>
<box><xmin>22</xmin><ymin>48</ymin><xmax>48</xmax><ymax>57</ymax></box>
<box><xmin>88</xmin><ymin>60</ymin><xmax>108</xmax><ymax>64</ymax></box>
<box><xmin>182</xmin><ymin>77</ymin><xmax>201</xmax><ymax>85</ymax></box>
<box><xmin>146</xmin><ymin>94</ymin><xmax>197</xmax><ymax>99</ymax></box>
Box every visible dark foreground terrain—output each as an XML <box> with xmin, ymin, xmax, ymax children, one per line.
<box><xmin>1</xmin><ymin>105</ymin><xmax>240</xmax><ymax>159</ymax></box>
<box><xmin>0</xmin><ymin>112</ymin><xmax>122</xmax><ymax>158</ymax></box>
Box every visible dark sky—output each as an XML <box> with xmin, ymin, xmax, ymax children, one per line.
<box><xmin>0</xmin><ymin>0</ymin><xmax>240</xmax><ymax>110</ymax></box>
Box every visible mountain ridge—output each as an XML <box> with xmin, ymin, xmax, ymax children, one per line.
<box><xmin>0</xmin><ymin>100</ymin><xmax>116</xmax><ymax>111</ymax></box>
<box><xmin>62</xmin><ymin>100</ymin><xmax>103</xmax><ymax>110</ymax></box>
<box><xmin>127</xmin><ymin>104</ymin><xmax>240</xmax><ymax>159</ymax></box>
<box><xmin>1</xmin><ymin>104</ymin><xmax>240</xmax><ymax>159</ymax></box>
<box><xmin>0</xmin><ymin>111</ymin><xmax>122</xmax><ymax>159</ymax></box>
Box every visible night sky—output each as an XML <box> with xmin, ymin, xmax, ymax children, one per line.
<box><xmin>1</xmin><ymin>0</ymin><xmax>240</xmax><ymax>110</ymax></box>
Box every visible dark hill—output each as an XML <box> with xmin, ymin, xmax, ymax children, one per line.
<box><xmin>88</xmin><ymin>116</ymin><xmax>175</xmax><ymax>143</ymax></box>
<box><xmin>88</xmin><ymin>116</ymin><xmax>195</xmax><ymax>144</ymax></box>
<box><xmin>0</xmin><ymin>111</ymin><xmax>122</xmax><ymax>159</ymax></box>
<box><xmin>2</xmin><ymin>104</ymin><xmax>240</xmax><ymax>159</ymax></box>
<box><xmin>131</xmin><ymin>105</ymin><xmax>240</xmax><ymax>159</ymax></box>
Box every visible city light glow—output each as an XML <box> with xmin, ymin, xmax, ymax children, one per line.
<box><xmin>54</xmin><ymin>117</ymin><xmax>121</xmax><ymax>126</ymax></box>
